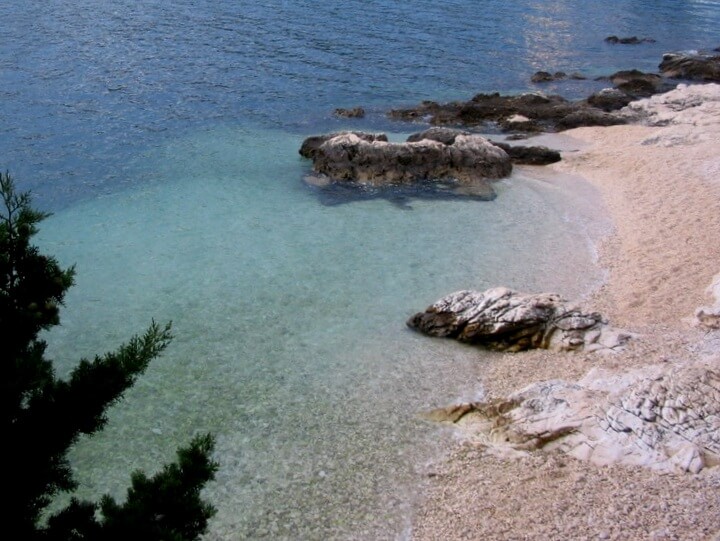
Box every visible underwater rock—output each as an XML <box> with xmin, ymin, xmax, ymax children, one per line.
<box><xmin>407</xmin><ymin>288</ymin><xmax>630</xmax><ymax>352</ymax></box>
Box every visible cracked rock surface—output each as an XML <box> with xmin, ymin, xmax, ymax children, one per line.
<box><xmin>407</xmin><ymin>287</ymin><xmax>630</xmax><ymax>352</ymax></box>
<box><xmin>426</xmin><ymin>360</ymin><xmax>720</xmax><ymax>473</ymax></box>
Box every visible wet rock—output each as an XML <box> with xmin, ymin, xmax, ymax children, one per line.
<box><xmin>588</xmin><ymin>88</ymin><xmax>635</xmax><ymax>112</ymax></box>
<box><xmin>427</xmin><ymin>363</ymin><xmax>720</xmax><ymax>473</ymax></box>
<box><xmin>531</xmin><ymin>71</ymin><xmax>567</xmax><ymax>83</ymax></box>
<box><xmin>407</xmin><ymin>288</ymin><xmax>629</xmax><ymax>352</ymax></box>
<box><xmin>659</xmin><ymin>53</ymin><xmax>720</xmax><ymax>82</ymax></box>
<box><xmin>406</xmin><ymin>128</ymin><xmax>561</xmax><ymax>165</ymax></box>
<box><xmin>605</xmin><ymin>36</ymin><xmax>656</xmax><ymax>45</ymax></box>
<box><xmin>555</xmin><ymin>109</ymin><xmax>626</xmax><ymax>130</ymax></box>
<box><xmin>490</xmin><ymin>141</ymin><xmax>561</xmax><ymax>165</ymax></box>
<box><xmin>406</xmin><ymin>127</ymin><xmax>464</xmax><ymax>145</ymax></box>
<box><xmin>609</xmin><ymin>69</ymin><xmax>666</xmax><ymax>96</ymax></box>
<box><xmin>299</xmin><ymin>131</ymin><xmax>387</xmax><ymax>160</ymax></box>
<box><xmin>388</xmin><ymin>92</ymin><xmax>626</xmax><ymax>133</ymax></box>
<box><xmin>333</xmin><ymin>107</ymin><xmax>365</xmax><ymax>118</ymax></box>
<box><xmin>299</xmin><ymin>131</ymin><xmax>512</xmax><ymax>202</ymax></box>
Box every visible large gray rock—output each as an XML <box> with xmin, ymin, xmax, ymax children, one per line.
<box><xmin>407</xmin><ymin>288</ymin><xmax>630</xmax><ymax>352</ymax></box>
<box><xmin>426</xmin><ymin>361</ymin><xmax>720</xmax><ymax>473</ymax></box>
<box><xmin>299</xmin><ymin>131</ymin><xmax>512</xmax><ymax>200</ymax></box>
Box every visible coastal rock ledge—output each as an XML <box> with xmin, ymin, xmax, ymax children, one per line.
<box><xmin>407</xmin><ymin>288</ymin><xmax>630</xmax><ymax>353</ymax></box>
<box><xmin>426</xmin><ymin>362</ymin><xmax>720</xmax><ymax>473</ymax></box>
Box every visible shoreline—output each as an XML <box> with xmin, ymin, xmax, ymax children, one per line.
<box><xmin>411</xmin><ymin>84</ymin><xmax>720</xmax><ymax>540</ymax></box>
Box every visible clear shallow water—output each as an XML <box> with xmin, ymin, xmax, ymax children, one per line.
<box><xmin>3</xmin><ymin>0</ymin><xmax>720</xmax><ymax>539</ymax></box>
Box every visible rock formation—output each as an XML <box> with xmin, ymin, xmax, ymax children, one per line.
<box><xmin>604</xmin><ymin>35</ymin><xmax>656</xmax><ymax>45</ymax></box>
<box><xmin>299</xmin><ymin>131</ymin><xmax>513</xmax><ymax>201</ymax></box>
<box><xmin>621</xmin><ymin>83</ymin><xmax>720</xmax><ymax>142</ymax></box>
<box><xmin>407</xmin><ymin>288</ymin><xmax>630</xmax><ymax>353</ymax></box>
<box><xmin>425</xmin><ymin>361</ymin><xmax>720</xmax><ymax>473</ymax></box>
<box><xmin>659</xmin><ymin>52</ymin><xmax>720</xmax><ymax>82</ymax></box>
<box><xmin>531</xmin><ymin>71</ymin><xmax>586</xmax><ymax>83</ymax></box>
<box><xmin>406</xmin><ymin>127</ymin><xmax>561</xmax><ymax>165</ymax></box>
<box><xmin>388</xmin><ymin>91</ymin><xmax>627</xmax><ymax>133</ymax></box>
<box><xmin>333</xmin><ymin>107</ymin><xmax>365</xmax><ymax>118</ymax></box>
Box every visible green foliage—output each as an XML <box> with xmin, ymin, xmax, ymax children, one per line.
<box><xmin>0</xmin><ymin>172</ymin><xmax>217</xmax><ymax>540</ymax></box>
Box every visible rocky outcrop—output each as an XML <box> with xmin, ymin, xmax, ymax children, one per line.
<box><xmin>407</xmin><ymin>288</ymin><xmax>630</xmax><ymax>352</ymax></box>
<box><xmin>530</xmin><ymin>71</ymin><xmax>586</xmax><ymax>83</ymax></box>
<box><xmin>659</xmin><ymin>53</ymin><xmax>720</xmax><ymax>82</ymax></box>
<box><xmin>425</xmin><ymin>361</ymin><xmax>720</xmax><ymax>473</ymax></box>
<box><xmin>588</xmin><ymin>88</ymin><xmax>634</xmax><ymax>112</ymax></box>
<box><xmin>406</xmin><ymin>128</ymin><xmax>561</xmax><ymax>165</ymax></box>
<box><xmin>604</xmin><ymin>36</ymin><xmax>656</xmax><ymax>45</ymax></box>
<box><xmin>489</xmin><ymin>141</ymin><xmax>561</xmax><ymax>165</ymax></box>
<box><xmin>388</xmin><ymin>92</ymin><xmax>627</xmax><ymax>133</ymax></box>
<box><xmin>299</xmin><ymin>131</ymin><xmax>512</xmax><ymax>201</ymax></box>
<box><xmin>300</xmin><ymin>131</ymin><xmax>387</xmax><ymax>160</ymax></box>
<box><xmin>622</xmin><ymin>83</ymin><xmax>720</xmax><ymax>138</ymax></box>
<box><xmin>333</xmin><ymin>107</ymin><xmax>365</xmax><ymax>118</ymax></box>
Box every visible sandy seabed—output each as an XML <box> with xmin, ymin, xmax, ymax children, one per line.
<box><xmin>411</xmin><ymin>85</ymin><xmax>720</xmax><ymax>540</ymax></box>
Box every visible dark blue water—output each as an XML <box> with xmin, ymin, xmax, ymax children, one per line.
<box><xmin>2</xmin><ymin>0</ymin><xmax>719</xmax><ymax>208</ymax></box>
<box><xmin>2</xmin><ymin>2</ymin><xmax>720</xmax><ymax>539</ymax></box>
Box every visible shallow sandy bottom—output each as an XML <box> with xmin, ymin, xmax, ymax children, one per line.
<box><xmin>411</xmin><ymin>85</ymin><xmax>720</xmax><ymax>540</ymax></box>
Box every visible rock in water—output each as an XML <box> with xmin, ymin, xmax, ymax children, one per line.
<box><xmin>659</xmin><ymin>53</ymin><xmax>720</xmax><ymax>82</ymax></box>
<box><xmin>333</xmin><ymin>106</ymin><xmax>365</xmax><ymax>118</ymax></box>
<box><xmin>407</xmin><ymin>288</ymin><xmax>629</xmax><ymax>352</ymax></box>
<box><xmin>299</xmin><ymin>131</ymin><xmax>512</xmax><ymax>201</ymax></box>
<box><xmin>407</xmin><ymin>128</ymin><xmax>561</xmax><ymax>165</ymax></box>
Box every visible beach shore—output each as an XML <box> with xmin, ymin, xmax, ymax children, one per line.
<box><xmin>411</xmin><ymin>84</ymin><xmax>720</xmax><ymax>540</ymax></box>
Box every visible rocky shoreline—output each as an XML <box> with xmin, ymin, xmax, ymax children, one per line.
<box><xmin>410</xmin><ymin>83</ymin><xmax>720</xmax><ymax>539</ymax></box>
<box><xmin>298</xmin><ymin>48</ymin><xmax>720</xmax><ymax>538</ymax></box>
<box><xmin>301</xmin><ymin>50</ymin><xmax>719</xmax><ymax>207</ymax></box>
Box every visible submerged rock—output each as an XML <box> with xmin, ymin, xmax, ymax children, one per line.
<box><xmin>299</xmin><ymin>131</ymin><xmax>512</xmax><ymax>202</ymax></box>
<box><xmin>604</xmin><ymin>35</ymin><xmax>656</xmax><ymax>45</ymax></box>
<box><xmin>426</xmin><ymin>362</ymin><xmax>720</xmax><ymax>473</ymax></box>
<box><xmin>407</xmin><ymin>288</ymin><xmax>630</xmax><ymax>352</ymax></box>
<box><xmin>333</xmin><ymin>106</ymin><xmax>365</xmax><ymax>118</ymax></box>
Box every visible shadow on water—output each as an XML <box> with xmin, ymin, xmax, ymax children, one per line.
<box><xmin>304</xmin><ymin>177</ymin><xmax>498</xmax><ymax>209</ymax></box>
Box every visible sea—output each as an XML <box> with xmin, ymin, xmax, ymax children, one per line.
<box><xmin>2</xmin><ymin>1</ymin><xmax>719</xmax><ymax>539</ymax></box>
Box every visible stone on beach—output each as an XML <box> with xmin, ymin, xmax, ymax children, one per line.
<box><xmin>407</xmin><ymin>288</ymin><xmax>630</xmax><ymax>353</ymax></box>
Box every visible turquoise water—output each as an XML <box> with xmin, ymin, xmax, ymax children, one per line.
<box><xmin>4</xmin><ymin>0</ymin><xmax>720</xmax><ymax>538</ymax></box>
<box><xmin>40</xmin><ymin>128</ymin><xmax>606</xmax><ymax>539</ymax></box>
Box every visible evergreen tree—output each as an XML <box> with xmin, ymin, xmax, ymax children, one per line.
<box><xmin>0</xmin><ymin>172</ymin><xmax>218</xmax><ymax>540</ymax></box>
